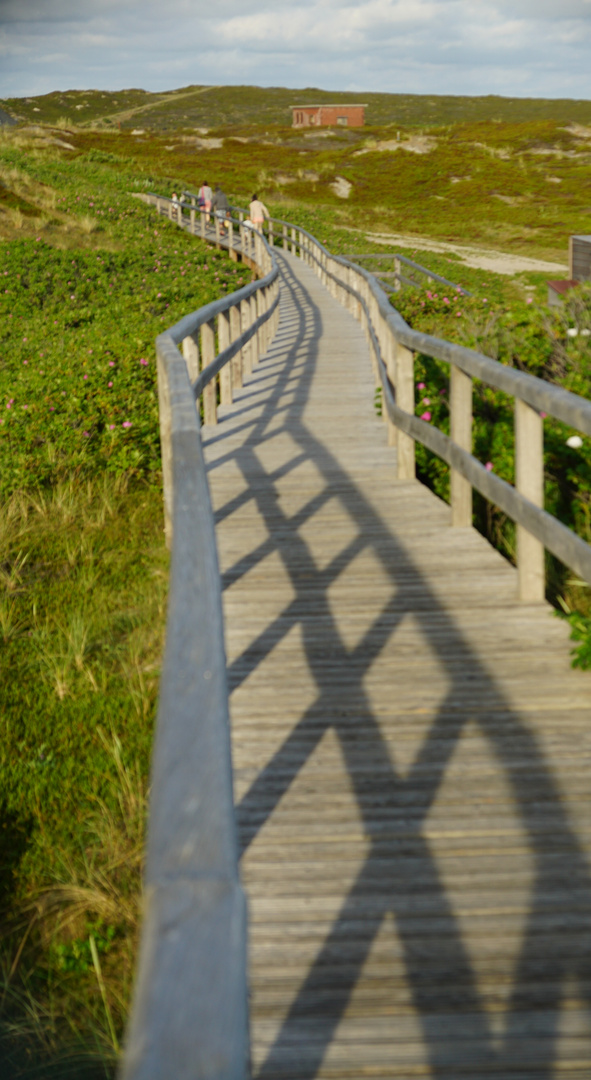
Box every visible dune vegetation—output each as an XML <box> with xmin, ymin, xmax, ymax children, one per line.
<box><xmin>1</xmin><ymin>86</ymin><xmax>590</xmax><ymax>1073</ymax></box>
<box><xmin>0</xmin><ymin>121</ymin><xmax>253</xmax><ymax>1077</ymax></box>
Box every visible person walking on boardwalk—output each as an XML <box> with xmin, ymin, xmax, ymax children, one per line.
<box><xmin>249</xmin><ymin>193</ymin><xmax>270</xmax><ymax>233</ymax></box>
<box><xmin>198</xmin><ymin>180</ymin><xmax>212</xmax><ymax>223</ymax></box>
<box><xmin>212</xmin><ymin>184</ymin><xmax>230</xmax><ymax>233</ymax></box>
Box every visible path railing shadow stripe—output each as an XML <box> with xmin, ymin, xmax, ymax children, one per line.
<box><xmin>207</xmin><ymin>252</ymin><xmax>591</xmax><ymax>1077</ymax></box>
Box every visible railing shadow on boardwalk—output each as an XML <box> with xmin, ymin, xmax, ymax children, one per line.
<box><xmin>204</xmin><ymin>252</ymin><xmax>591</xmax><ymax>1078</ymax></box>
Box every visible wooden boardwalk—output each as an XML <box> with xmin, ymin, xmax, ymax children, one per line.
<box><xmin>203</xmin><ymin>251</ymin><xmax>591</xmax><ymax>1079</ymax></box>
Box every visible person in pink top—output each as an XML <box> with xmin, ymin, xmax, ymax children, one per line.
<box><xmin>249</xmin><ymin>193</ymin><xmax>270</xmax><ymax>233</ymax></box>
<box><xmin>198</xmin><ymin>181</ymin><xmax>213</xmax><ymax>223</ymax></box>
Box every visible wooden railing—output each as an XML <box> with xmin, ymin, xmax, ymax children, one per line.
<box><xmin>283</xmin><ymin>226</ymin><xmax>591</xmax><ymax>601</ymax></box>
<box><xmin>120</xmin><ymin>198</ymin><xmax>279</xmax><ymax>1080</ymax></box>
<box><xmin>342</xmin><ymin>250</ymin><xmax>473</xmax><ymax>296</ymax></box>
<box><xmin>209</xmin><ymin>202</ymin><xmax>589</xmax><ymax>602</ymax></box>
<box><xmin>122</xmin><ymin>192</ymin><xmax>591</xmax><ymax>1079</ymax></box>
<box><xmin>173</xmin><ymin>189</ymin><xmax>591</xmax><ymax>600</ymax></box>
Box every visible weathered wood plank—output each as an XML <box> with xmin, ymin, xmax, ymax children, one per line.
<box><xmin>203</xmin><ymin>250</ymin><xmax>591</xmax><ymax>1079</ymax></box>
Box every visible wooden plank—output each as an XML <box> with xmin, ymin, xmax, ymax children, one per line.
<box><xmin>203</xmin><ymin>249</ymin><xmax>591</xmax><ymax>1079</ymax></box>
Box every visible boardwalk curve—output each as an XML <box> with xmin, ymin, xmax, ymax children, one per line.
<box><xmin>121</xmin><ymin>197</ymin><xmax>591</xmax><ymax>1080</ymax></box>
<box><xmin>205</xmin><ymin>250</ymin><xmax>591</xmax><ymax>1078</ymax></box>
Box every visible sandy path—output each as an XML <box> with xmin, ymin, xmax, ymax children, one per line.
<box><xmin>362</xmin><ymin>230</ymin><xmax>568</xmax><ymax>276</ymax></box>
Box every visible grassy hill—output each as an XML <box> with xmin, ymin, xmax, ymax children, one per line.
<box><xmin>3</xmin><ymin>83</ymin><xmax>591</xmax><ymax>132</ymax></box>
<box><xmin>3</xmin><ymin>111</ymin><xmax>591</xmax><ymax>262</ymax></box>
<box><xmin>2</xmin><ymin>84</ymin><xmax>591</xmax><ymax>263</ymax></box>
<box><xmin>1</xmin><ymin>91</ymin><xmax>591</xmax><ymax>1073</ymax></box>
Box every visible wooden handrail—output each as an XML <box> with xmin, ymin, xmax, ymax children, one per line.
<box><xmin>342</xmin><ymin>250</ymin><xmax>473</xmax><ymax>296</ymax></box>
<box><xmin>122</xmin><ymin>188</ymin><xmax>591</xmax><ymax>1077</ymax></box>
<box><xmin>120</xmin><ymin>202</ymin><xmax>280</xmax><ymax>1080</ymax></box>
<box><xmin>261</xmin><ymin>218</ymin><xmax>591</xmax><ymax>599</ymax></box>
<box><xmin>198</xmin><ymin>196</ymin><xmax>591</xmax><ymax>600</ymax></box>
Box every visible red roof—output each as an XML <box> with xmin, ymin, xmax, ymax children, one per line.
<box><xmin>548</xmin><ymin>279</ymin><xmax>579</xmax><ymax>295</ymax></box>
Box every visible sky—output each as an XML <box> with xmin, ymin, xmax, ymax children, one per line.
<box><xmin>1</xmin><ymin>0</ymin><xmax>591</xmax><ymax>101</ymax></box>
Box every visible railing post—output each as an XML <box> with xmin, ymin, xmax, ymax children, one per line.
<box><xmin>254</xmin><ymin>231</ymin><xmax>262</xmax><ymax>269</ymax></box>
<box><xmin>215</xmin><ymin>215</ymin><xmax>221</xmax><ymax>248</ymax></box>
<box><xmin>327</xmin><ymin>257</ymin><xmax>335</xmax><ymax>299</ymax></box>
<box><xmin>515</xmin><ymin>399</ymin><xmax>545</xmax><ymax>601</ymax></box>
<box><xmin>190</xmin><ymin>207</ymin><xmax>196</xmax><ymax>235</ymax></box>
<box><xmin>334</xmin><ymin>263</ymin><xmax>340</xmax><ymax>301</ymax></box>
<box><xmin>250</xmin><ymin>293</ymin><xmax>259</xmax><ymax>367</ymax></box>
<box><xmin>450</xmin><ymin>365</ymin><xmax>472</xmax><ymax>527</ymax></box>
<box><xmin>283</xmin><ymin>223</ymin><xmax>288</xmax><ymax>250</ymax></box>
<box><xmin>353</xmin><ymin>268</ymin><xmax>363</xmax><ymax>321</ymax></box>
<box><xmin>219</xmin><ymin>310</ymin><xmax>232</xmax><ymax>406</ymax></box>
<box><xmin>256</xmin><ymin>288</ymin><xmax>266</xmax><ymax>359</ymax></box>
<box><xmin>394</xmin><ymin>257</ymin><xmax>401</xmax><ymax>292</ymax></box>
<box><xmin>383</xmin><ymin>329</ymin><xmax>397</xmax><ymax>447</ymax></box>
<box><xmin>396</xmin><ymin>342</ymin><xmax>415</xmax><ymax>480</ymax></box>
<box><xmin>200</xmin><ymin>209</ymin><xmax>206</xmax><ymax>239</ymax></box>
<box><xmin>291</xmin><ymin>227</ymin><xmax>296</xmax><ymax>254</ymax></box>
<box><xmin>369</xmin><ymin>295</ymin><xmax>384</xmax><ymax>399</ymax></box>
<box><xmin>241</xmin><ymin>297</ymin><xmax>252</xmax><ymax>379</ymax></box>
<box><xmin>228</xmin><ymin>221</ymin><xmax>237</xmax><ymax>260</ymax></box>
<box><xmin>264</xmin><ymin>287</ymin><xmax>271</xmax><ymax>355</ymax></box>
<box><xmin>230</xmin><ymin>304</ymin><xmax>242</xmax><ymax>391</ymax></box>
<box><xmin>343</xmin><ymin>267</ymin><xmax>350</xmax><ymax>313</ymax></box>
<box><xmin>201</xmin><ymin>320</ymin><xmax>217</xmax><ymax>426</ymax></box>
<box><xmin>156</xmin><ymin>352</ymin><xmax>173</xmax><ymax>549</ymax></box>
<box><xmin>274</xmin><ymin>278</ymin><xmax>280</xmax><ymax>332</ymax></box>
<box><xmin>268</xmin><ymin>220</ymin><xmax>274</xmax><ymax>247</ymax></box>
<box><xmin>182</xmin><ymin>334</ymin><xmax>200</xmax><ymax>384</ymax></box>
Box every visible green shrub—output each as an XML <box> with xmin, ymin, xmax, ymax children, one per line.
<box><xmin>0</xmin><ymin>138</ymin><xmax>252</xmax><ymax>1072</ymax></box>
<box><xmin>391</xmin><ymin>282</ymin><xmax>591</xmax><ymax>663</ymax></box>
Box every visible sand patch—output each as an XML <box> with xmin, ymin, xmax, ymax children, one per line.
<box><xmin>360</xmin><ymin>229</ymin><xmax>568</xmax><ymax>276</ymax></box>
<box><xmin>354</xmin><ymin>135</ymin><xmax>437</xmax><ymax>157</ymax></box>
<box><xmin>331</xmin><ymin>176</ymin><xmax>352</xmax><ymax>199</ymax></box>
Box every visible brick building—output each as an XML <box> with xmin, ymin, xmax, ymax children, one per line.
<box><xmin>291</xmin><ymin>104</ymin><xmax>366</xmax><ymax>129</ymax></box>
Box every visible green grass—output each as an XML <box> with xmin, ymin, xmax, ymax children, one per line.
<box><xmin>5</xmin><ymin>83</ymin><xmax>591</xmax><ymax>133</ymax></box>
<box><xmin>4</xmin><ymin>108</ymin><xmax>591</xmax><ymax>261</ymax></box>
<box><xmin>389</xmin><ymin>281</ymin><xmax>591</xmax><ymax>653</ymax></box>
<box><xmin>1</xmin><ymin>98</ymin><xmax>591</xmax><ymax>1069</ymax></box>
<box><xmin>0</xmin><ymin>478</ymin><xmax>164</xmax><ymax>1076</ymax></box>
<box><xmin>0</xmin><ymin>147</ymin><xmax>251</xmax><ymax>495</ymax></box>
<box><xmin>0</xmin><ymin>125</ymin><xmax>255</xmax><ymax>1075</ymax></box>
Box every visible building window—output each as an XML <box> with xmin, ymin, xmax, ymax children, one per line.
<box><xmin>337</xmin><ymin>116</ymin><xmax>348</xmax><ymax>126</ymax></box>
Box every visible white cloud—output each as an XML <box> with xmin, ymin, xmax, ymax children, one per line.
<box><xmin>0</xmin><ymin>0</ymin><xmax>589</xmax><ymax>99</ymax></box>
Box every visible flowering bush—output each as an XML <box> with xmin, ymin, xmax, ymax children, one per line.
<box><xmin>391</xmin><ymin>283</ymin><xmax>591</xmax><ymax>657</ymax></box>
<box><xmin>0</xmin><ymin>212</ymin><xmax>248</xmax><ymax>495</ymax></box>
<box><xmin>0</xmin><ymin>140</ymin><xmax>256</xmax><ymax>1064</ymax></box>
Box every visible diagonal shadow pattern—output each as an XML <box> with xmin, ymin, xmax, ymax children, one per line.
<box><xmin>203</xmin><ymin>251</ymin><xmax>591</xmax><ymax>1078</ymax></box>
